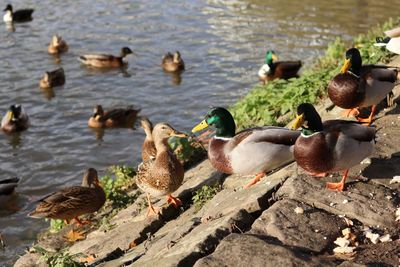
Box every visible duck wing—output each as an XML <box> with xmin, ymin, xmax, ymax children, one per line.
<box><xmin>79</xmin><ymin>54</ymin><xmax>115</xmax><ymax>62</ymax></box>
<box><xmin>13</xmin><ymin>9</ymin><xmax>34</xmax><ymax>21</ymax></box>
<box><xmin>361</xmin><ymin>65</ymin><xmax>397</xmax><ymax>83</ymax></box>
<box><xmin>234</xmin><ymin>126</ymin><xmax>300</xmax><ymax>146</ymax></box>
<box><xmin>0</xmin><ymin>177</ymin><xmax>19</xmax><ymax>195</ymax></box>
<box><xmin>323</xmin><ymin>120</ymin><xmax>376</xmax><ymax>142</ymax></box>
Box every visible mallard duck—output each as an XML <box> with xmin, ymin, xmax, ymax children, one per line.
<box><xmin>0</xmin><ymin>177</ymin><xmax>19</xmax><ymax>196</ymax></box>
<box><xmin>291</xmin><ymin>103</ymin><xmax>375</xmax><ymax>191</ymax></box>
<box><xmin>258</xmin><ymin>50</ymin><xmax>302</xmax><ymax>84</ymax></box>
<box><xmin>136</xmin><ymin>123</ymin><xmax>187</xmax><ymax>216</ymax></box>
<box><xmin>1</xmin><ymin>105</ymin><xmax>29</xmax><ymax>133</ymax></box>
<box><xmin>48</xmin><ymin>35</ymin><xmax>69</xmax><ymax>55</ymax></box>
<box><xmin>28</xmin><ymin>168</ymin><xmax>106</xmax><ymax>225</ymax></box>
<box><xmin>328</xmin><ymin>48</ymin><xmax>397</xmax><ymax>125</ymax></box>
<box><xmin>39</xmin><ymin>68</ymin><xmax>65</xmax><ymax>89</ymax></box>
<box><xmin>140</xmin><ymin>117</ymin><xmax>156</xmax><ymax>162</ymax></box>
<box><xmin>78</xmin><ymin>47</ymin><xmax>133</xmax><ymax>68</ymax></box>
<box><xmin>3</xmin><ymin>4</ymin><xmax>33</xmax><ymax>23</ymax></box>
<box><xmin>88</xmin><ymin>105</ymin><xmax>140</xmax><ymax>129</ymax></box>
<box><xmin>162</xmin><ymin>51</ymin><xmax>185</xmax><ymax>72</ymax></box>
<box><xmin>192</xmin><ymin>107</ymin><xmax>300</xmax><ymax>188</ymax></box>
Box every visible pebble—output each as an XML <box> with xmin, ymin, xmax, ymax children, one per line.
<box><xmin>379</xmin><ymin>234</ymin><xmax>392</xmax><ymax>243</ymax></box>
<box><xmin>333</xmin><ymin>246</ymin><xmax>355</xmax><ymax>254</ymax></box>
<box><xmin>294</xmin><ymin>207</ymin><xmax>304</xmax><ymax>214</ymax></box>
<box><xmin>342</xmin><ymin>199</ymin><xmax>348</xmax><ymax>204</ymax></box>
<box><xmin>389</xmin><ymin>176</ymin><xmax>400</xmax><ymax>184</ymax></box>
<box><xmin>334</xmin><ymin>237</ymin><xmax>350</xmax><ymax>247</ymax></box>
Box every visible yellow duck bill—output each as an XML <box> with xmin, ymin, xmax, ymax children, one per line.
<box><xmin>192</xmin><ymin>119</ymin><xmax>209</xmax><ymax>133</ymax></box>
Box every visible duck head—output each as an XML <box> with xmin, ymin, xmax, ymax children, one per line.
<box><xmin>264</xmin><ymin>50</ymin><xmax>278</xmax><ymax>65</ymax></box>
<box><xmin>192</xmin><ymin>107</ymin><xmax>236</xmax><ymax>138</ymax></box>
<box><xmin>340</xmin><ymin>48</ymin><xmax>362</xmax><ymax>76</ymax></box>
<box><xmin>291</xmin><ymin>103</ymin><xmax>323</xmax><ymax>135</ymax></box>
<box><xmin>82</xmin><ymin>168</ymin><xmax>100</xmax><ymax>188</ymax></box>
<box><xmin>92</xmin><ymin>105</ymin><xmax>104</xmax><ymax>120</ymax></box>
<box><xmin>121</xmin><ymin>47</ymin><xmax>133</xmax><ymax>57</ymax></box>
<box><xmin>153</xmin><ymin>123</ymin><xmax>187</xmax><ymax>142</ymax></box>
<box><xmin>173</xmin><ymin>51</ymin><xmax>182</xmax><ymax>63</ymax></box>
<box><xmin>3</xmin><ymin>4</ymin><xmax>12</xmax><ymax>12</ymax></box>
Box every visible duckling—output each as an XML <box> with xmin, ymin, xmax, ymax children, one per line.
<box><xmin>140</xmin><ymin>117</ymin><xmax>156</xmax><ymax>162</ymax></box>
<box><xmin>3</xmin><ymin>4</ymin><xmax>34</xmax><ymax>23</ymax></box>
<box><xmin>88</xmin><ymin>105</ymin><xmax>140</xmax><ymax>128</ymax></box>
<box><xmin>328</xmin><ymin>48</ymin><xmax>397</xmax><ymax>125</ymax></box>
<box><xmin>39</xmin><ymin>68</ymin><xmax>65</xmax><ymax>89</ymax></box>
<box><xmin>162</xmin><ymin>51</ymin><xmax>185</xmax><ymax>72</ymax></box>
<box><xmin>258</xmin><ymin>50</ymin><xmax>302</xmax><ymax>84</ymax></box>
<box><xmin>1</xmin><ymin>105</ymin><xmax>29</xmax><ymax>133</ymax></box>
<box><xmin>28</xmin><ymin>168</ymin><xmax>106</xmax><ymax>225</ymax></box>
<box><xmin>0</xmin><ymin>177</ymin><xmax>19</xmax><ymax>196</ymax></box>
<box><xmin>136</xmin><ymin>123</ymin><xmax>187</xmax><ymax>216</ymax></box>
<box><xmin>78</xmin><ymin>47</ymin><xmax>133</xmax><ymax>68</ymax></box>
<box><xmin>292</xmin><ymin>103</ymin><xmax>375</xmax><ymax>191</ymax></box>
<box><xmin>48</xmin><ymin>35</ymin><xmax>69</xmax><ymax>55</ymax></box>
<box><xmin>192</xmin><ymin>107</ymin><xmax>300</xmax><ymax>188</ymax></box>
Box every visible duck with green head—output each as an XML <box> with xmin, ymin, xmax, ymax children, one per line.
<box><xmin>292</xmin><ymin>103</ymin><xmax>376</xmax><ymax>191</ymax></box>
<box><xmin>258</xmin><ymin>50</ymin><xmax>302</xmax><ymax>84</ymax></box>
<box><xmin>328</xmin><ymin>47</ymin><xmax>397</xmax><ymax>125</ymax></box>
<box><xmin>192</xmin><ymin>107</ymin><xmax>300</xmax><ymax>188</ymax></box>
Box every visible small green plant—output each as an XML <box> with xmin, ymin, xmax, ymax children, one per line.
<box><xmin>192</xmin><ymin>183</ymin><xmax>223</xmax><ymax>211</ymax></box>
<box><xmin>34</xmin><ymin>246</ymin><xmax>84</xmax><ymax>267</ymax></box>
<box><xmin>48</xmin><ymin>219</ymin><xmax>65</xmax><ymax>233</ymax></box>
<box><xmin>168</xmin><ymin>136</ymin><xmax>206</xmax><ymax>167</ymax></box>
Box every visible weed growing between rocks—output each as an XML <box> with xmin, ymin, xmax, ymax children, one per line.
<box><xmin>192</xmin><ymin>183</ymin><xmax>223</xmax><ymax>211</ymax></box>
<box><xmin>34</xmin><ymin>246</ymin><xmax>84</xmax><ymax>267</ymax></box>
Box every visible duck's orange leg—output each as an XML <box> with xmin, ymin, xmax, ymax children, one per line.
<box><xmin>356</xmin><ymin>105</ymin><xmax>377</xmax><ymax>126</ymax></box>
<box><xmin>73</xmin><ymin>217</ymin><xmax>91</xmax><ymax>226</ymax></box>
<box><xmin>326</xmin><ymin>169</ymin><xmax>349</xmax><ymax>191</ymax></box>
<box><xmin>244</xmin><ymin>173</ymin><xmax>265</xmax><ymax>189</ymax></box>
<box><xmin>146</xmin><ymin>193</ymin><xmax>160</xmax><ymax>217</ymax></box>
<box><xmin>342</xmin><ymin>108</ymin><xmax>360</xmax><ymax>117</ymax></box>
<box><xmin>166</xmin><ymin>194</ymin><xmax>182</xmax><ymax>208</ymax></box>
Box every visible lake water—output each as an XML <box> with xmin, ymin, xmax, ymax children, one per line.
<box><xmin>1</xmin><ymin>0</ymin><xmax>399</xmax><ymax>265</ymax></box>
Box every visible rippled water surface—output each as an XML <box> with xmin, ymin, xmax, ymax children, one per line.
<box><xmin>1</xmin><ymin>0</ymin><xmax>400</xmax><ymax>264</ymax></box>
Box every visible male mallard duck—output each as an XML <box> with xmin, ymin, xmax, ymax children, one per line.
<box><xmin>140</xmin><ymin>117</ymin><xmax>156</xmax><ymax>162</ymax></box>
<box><xmin>1</xmin><ymin>105</ymin><xmax>29</xmax><ymax>133</ymax></box>
<box><xmin>0</xmin><ymin>177</ymin><xmax>19</xmax><ymax>196</ymax></box>
<box><xmin>162</xmin><ymin>51</ymin><xmax>185</xmax><ymax>72</ymax></box>
<box><xmin>192</xmin><ymin>107</ymin><xmax>300</xmax><ymax>188</ymax></box>
<box><xmin>39</xmin><ymin>68</ymin><xmax>65</xmax><ymax>89</ymax></box>
<box><xmin>327</xmin><ymin>48</ymin><xmax>397</xmax><ymax>125</ymax></box>
<box><xmin>258</xmin><ymin>50</ymin><xmax>302</xmax><ymax>84</ymax></box>
<box><xmin>3</xmin><ymin>4</ymin><xmax>33</xmax><ymax>23</ymax></box>
<box><xmin>48</xmin><ymin>35</ymin><xmax>69</xmax><ymax>54</ymax></box>
<box><xmin>78</xmin><ymin>47</ymin><xmax>133</xmax><ymax>68</ymax></box>
<box><xmin>88</xmin><ymin>105</ymin><xmax>140</xmax><ymax>129</ymax></box>
<box><xmin>136</xmin><ymin>123</ymin><xmax>187</xmax><ymax>216</ymax></box>
<box><xmin>28</xmin><ymin>168</ymin><xmax>106</xmax><ymax>225</ymax></box>
<box><xmin>291</xmin><ymin>103</ymin><xmax>375</xmax><ymax>191</ymax></box>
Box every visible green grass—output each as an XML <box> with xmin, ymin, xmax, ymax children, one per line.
<box><xmin>34</xmin><ymin>246</ymin><xmax>84</xmax><ymax>267</ymax></box>
<box><xmin>192</xmin><ymin>183</ymin><xmax>223</xmax><ymax>211</ymax></box>
<box><xmin>230</xmin><ymin>18</ymin><xmax>398</xmax><ymax>129</ymax></box>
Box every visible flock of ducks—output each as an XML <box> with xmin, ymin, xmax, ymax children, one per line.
<box><xmin>1</xmin><ymin>4</ymin><xmax>399</xmax><ymax>234</ymax></box>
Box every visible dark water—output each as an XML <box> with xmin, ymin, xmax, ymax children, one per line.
<box><xmin>1</xmin><ymin>0</ymin><xmax>399</xmax><ymax>265</ymax></box>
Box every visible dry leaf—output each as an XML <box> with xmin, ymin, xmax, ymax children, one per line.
<box><xmin>64</xmin><ymin>229</ymin><xmax>86</xmax><ymax>242</ymax></box>
<box><xmin>129</xmin><ymin>240</ymin><xmax>137</xmax><ymax>249</ymax></box>
<box><xmin>80</xmin><ymin>254</ymin><xmax>96</xmax><ymax>263</ymax></box>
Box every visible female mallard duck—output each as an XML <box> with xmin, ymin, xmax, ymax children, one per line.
<box><xmin>291</xmin><ymin>103</ymin><xmax>375</xmax><ymax>191</ymax></box>
<box><xmin>39</xmin><ymin>68</ymin><xmax>65</xmax><ymax>89</ymax></box>
<box><xmin>140</xmin><ymin>117</ymin><xmax>156</xmax><ymax>162</ymax></box>
<box><xmin>88</xmin><ymin>105</ymin><xmax>140</xmax><ymax>129</ymax></box>
<box><xmin>3</xmin><ymin>4</ymin><xmax>34</xmax><ymax>23</ymax></box>
<box><xmin>162</xmin><ymin>51</ymin><xmax>185</xmax><ymax>72</ymax></box>
<box><xmin>258</xmin><ymin>50</ymin><xmax>302</xmax><ymax>84</ymax></box>
<box><xmin>192</xmin><ymin>107</ymin><xmax>300</xmax><ymax>188</ymax></box>
<box><xmin>48</xmin><ymin>35</ymin><xmax>69</xmax><ymax>54</ymax></box>
<box><xmin>78</xmin><ymin>47</ymin><xmax>133</xmax><ymax>68</ymax></box>
<box><xmin>137</xmin><ymin>123</ymin><xmax>187</xmax><ymax>216</ymax></box>
<box><xmin>1</xmin><ymin>105</ymin><xmax>29</xmax><ymax>133</ymax></box>
<box><xmin>28</xmin><ymin>168</ymin><xmax>106</xmax><ymax>225</ymax></box>
<box><xmin>327</xmin><ymin>48</ymin><xmax>397</xmax><ymax>125</ymax></box>
<box><xmin>0</xmin><ymin>177</ymin><xmax>19</xmax><ymax>196</ymax></box>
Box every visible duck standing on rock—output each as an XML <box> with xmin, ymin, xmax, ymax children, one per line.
<box><xmin>78</xmin><ymin>47</ymin><xmax>133</xmax><ymax>68</ymax></box>
<box><xmin>291</xmin><ymin>103</ymin><xmax>376</xmax><ymax>191</ymax></box>
<box><xmin>88</xmin><ymin>105</ymin><xmax>140</xmax><ymax>129</ymax></box>
<box><xmin>192</xmin><ymin>107</ymin><xmax>300</xmax><ymax>188</ymax></box>
<box><xmin>327</xmin><ymin>47</ymin><xmax>398</xmax><ymax>125</ymax></box>
<box><xmin>136</xmin><ymin>123</ymin><xmax>187</xmax><ymax>217</ymax></box>
<box><xmin>140</xmin><ymin>117</ymin><xmax>156</xmax><ymax>162</ymax></box>
<box><xmin>162</xmin><ymin>51</ymin><xmax>185</xmax><ymax>72</ymax></box>
<box><xmin>28</xmin><ymin>168</ymin><xmax>106</xmax><ymax>225</ymax></box>
<box><xmin>1</xmin><ymin>105</ymin><xmax>30</xmax><ymax>133</ymax></box>
<box><xmin>258</xmin><ymin>50</ymin><xmax>302</xmax><ymax>84</ymax></box>
<box><xmin>3</xmin><ymin>4</ymin><xmax>34</xmax><ymax>23</ymax></box>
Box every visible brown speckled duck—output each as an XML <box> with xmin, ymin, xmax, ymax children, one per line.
<box><xmin>39</xmin><ymin>68</ymin><xmax>65</xmax><ymax>89</ymax></box>
<box><xmin>136</xmin><ymin>123</ymin><xmax>187</xmax><ymax>216</ymax></box>
<box><xmin>1</xmin><ymin>105</ymin><xmax>29</xmax><ymax>133</ymax></box>
<box><xmin>48</xmin><ymin>35</ymin><xmax>68</xmax><ymax>54</ymax></box>
<box><xmin>192</xmin><ymin>107</ymin><xmax>300</xmax><ymax>188</ymax></box>
<box><xmin>140</xmin><ymin>117</ymin><xmax>156</xmax><ymax>162</ymax></box>
<box><xmin>78</xmin><ymin>47</ymin><xmax>133</xmax><ymax>68</ymax></box>
<box><xmin>258</xmin><ymin>50</ymin><xmax>302</xmax><ymax>84</ymax></box>
<box><xmin>328</xmin><ymin>48</ymin><xmax>397</xmax><ymax>125</ymax></box>
<box><xmin>28</xmin><ymin>168</ymin><xmax>106</xmax><ymax>225</ymax></box>
<box><xmin>88</xmin><ymin>105</ymin><xmax>140</xmax><ymax>129</ymax></box>
<box><xmin>162</xmin><ymin>51</ymin><xmax>185</xmax><ymax>72</ymax></box>
<box><xmin>291</xmin><ymin>103</ymin><xmax>375</xmax><ymax>191</ymax></box>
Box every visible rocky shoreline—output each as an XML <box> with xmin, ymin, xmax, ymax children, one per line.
<box><xmin>15</xmin><ymin>56</ymin><xmax>400</xmax><ymax>266</ymax></box>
